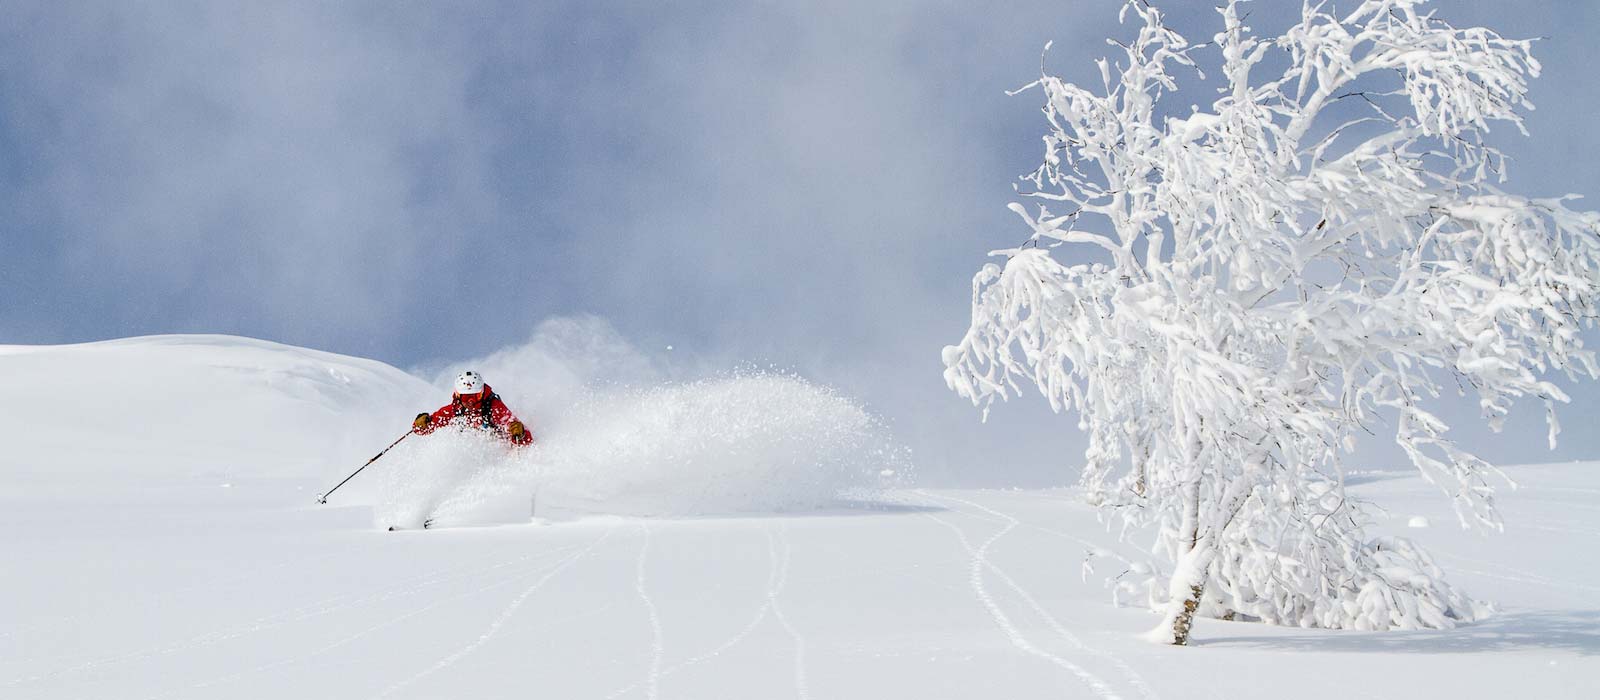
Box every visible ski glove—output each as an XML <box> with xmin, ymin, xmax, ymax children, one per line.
<box><xmin>413</xmin><ymin>413</ymin><xmax>431</xmax><ymax>431</ymax></box>
<box><xmin>508</xmin><ymin>420</ymin><xmax>530</xmax><ymax>444</ymax></box>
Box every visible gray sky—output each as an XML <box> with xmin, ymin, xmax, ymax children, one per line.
<box><xmin>3</xmin><ymin>1</ymin><xmax>1598</xmax><ymax>486</ymax></box>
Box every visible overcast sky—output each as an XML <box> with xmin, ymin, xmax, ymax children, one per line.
<box><xmin>3</xmin><ymin>1</ymin><xmax>1598</xmax><ymax>486</ymax></box>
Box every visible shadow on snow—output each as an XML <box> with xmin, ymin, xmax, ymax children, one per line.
<box><xmin>1201</xmin><ymin>608</ymin><xmax>1600</xmax><ymax>656</ymax></box>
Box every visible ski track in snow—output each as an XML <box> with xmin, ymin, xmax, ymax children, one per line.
<box><xmin>135</xmin><ymin>542</ymin><xmax>589</xmax><ymax>700</ymax></box>
<box><xmin>915</xmin><ymin>490</ymin><xmax>1127</xmax><ymax>700</ymax></box>
<box><xmin>924</xmin><ymin>492</ymin><xmax>1156</xmax><ymax>700</ymax></box>
<box><xmin>373</xmin><ymin>522</ymin><xmax>619</xmax><ymax>699</ymax></box>
<box><xmin>633</xmin><ymin>522</ymin><xmax>666</xmax><ymax>700</ymax></box>
<box><xmin>5</xmin><ymin>541</ymin><xmax>572</xmax><ymax>691</ymax></box>
<box><xmin>605</xmin><ymin>527</ymin><xmax>778</xmax><ymax>700</ymax></box>
<box><xmin>768</xmin><ymin>521</ymin><xmax>811</xmax><ymax>700</ymax></box>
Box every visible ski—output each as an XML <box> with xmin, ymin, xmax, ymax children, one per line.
<box><xmin>386</xmin><ymin>519</ymin><xmax>435</xmax><ymax>532</ymax></box>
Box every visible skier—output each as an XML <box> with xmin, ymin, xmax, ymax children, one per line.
<box><xmin>412</xmin><ymin>371</ymin><xmax>534</xmax><ymax>446</ymax></box>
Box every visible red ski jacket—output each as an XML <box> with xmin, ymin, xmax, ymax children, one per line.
<box><xmin>415</xmin><ymin>384</ymin><xmax>533</xmax><ymax>445</ymax></box>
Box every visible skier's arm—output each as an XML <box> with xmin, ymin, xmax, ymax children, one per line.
<box><xmin>414</xmin><ymin>404</ymin><xmax>456</xmax><ymax>434</ymax></box>
<box><xmin>490</xmin><ymin>398</ymin><xmax>534</xmax><ymax>445</ymax></box>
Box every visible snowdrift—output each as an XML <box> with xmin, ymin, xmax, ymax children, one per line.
<box><xmin>0</xmin><ymin>335</ymin><xmax>433</xmax><ymax>480</ymax></box>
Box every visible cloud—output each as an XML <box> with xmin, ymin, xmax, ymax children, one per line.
<box><xmin>0</xmin><ymin>0</ymin><xmax>495</xmax><ymax>348</ymax></box>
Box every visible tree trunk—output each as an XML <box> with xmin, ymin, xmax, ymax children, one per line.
<box><xmin>1132</xmin><ymin>443</ymin><xmax>1150</xmax><ymax>498</ymax></box>
<box><xmin>1147</xmin><ymin>535</ymin><xmax>1214</xmax><ymax>645</ymax></box>
<box><xmin>1147</xmin><ymin>469</ymin><xmax>1257</xmax><ymax>646</ymax></box>
<box><xmin>1171</xmin><ymin>582</ymin><xmax>1206</xmax><ymax>645</ymax></box>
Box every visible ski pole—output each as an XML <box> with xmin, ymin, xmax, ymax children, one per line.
<box><xmin>316</xmin><ymin>431</ymin><xmax>410</xmax><ymax>504</ymax></box>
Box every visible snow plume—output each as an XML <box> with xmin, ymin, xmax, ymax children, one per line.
<box><xmin>524</xmin><ymin>373</ymin><xmax>910</xmax><ymax>517</ymax></box>
<box><xmin>427</xmin><ymin>316</ymin><xmax>665</xmax><ymax>424</ymax></box>
<box><xmin>373</xmin><ymin>428</ymin><xmax>517</xmax><ymax>529</ymax></box>
<box><xmin>389</xmin><ymin>317</ymin><xmax>910</xmax><ymax>525</ymax></box>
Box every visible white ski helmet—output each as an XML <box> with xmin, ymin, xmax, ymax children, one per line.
<box><xmin>455</xmin><ymin>370</ymin><xmax>485</xmax><ymax>395</ymax></box>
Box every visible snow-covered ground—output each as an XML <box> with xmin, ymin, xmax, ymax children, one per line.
<box><xmin>2</xmin><ymin>336</ymin><xmax>1595</xmax><ymax>698</ymax></box>
<box><xmin>0</xmin><ymin>335</ymin><xmax>435</xmax><ymax>480</ymax></box>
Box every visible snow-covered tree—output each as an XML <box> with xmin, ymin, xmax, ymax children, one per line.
<box><xmin>943</xmin><ymin>0</ymin><xmax>1600</xmax><ymax>645</ymax></box>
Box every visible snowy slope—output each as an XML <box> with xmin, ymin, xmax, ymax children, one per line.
<box><xmin>0</xmin><ymin>335</ymin><xmax>435</xmax><ymax>479</ymax></box>
<box><xmin>1</xmin><ymin>337</ymin><xmax>1596</xmax><ymax>699</ymax></box>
